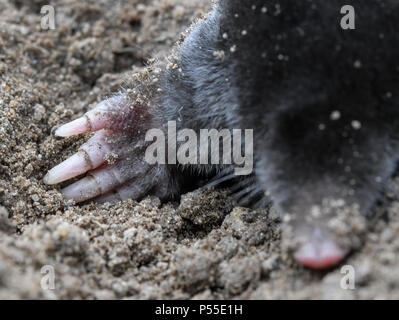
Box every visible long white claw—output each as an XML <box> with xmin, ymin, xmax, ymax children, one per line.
<box><xmin>54</xmin><ymin>116</ymin><xmax>101</xmax><ymax>137</ymax></box>
<box><xmin>43</xmin><ymin>151</ymin><xmax>92</xmax><ymax>185</ymax></box>
<box><xmin>43</xmin><ymin>131</ymin><xmax>110</xmax><ymax>185</ymax></box>
<box><xmin>62</xmin><ymin>175</ymin><xmax>103</xmax><ymax>203</ymax></box>
<box><xmin>54</xmin><ymin>96</ymin><xmax>122</xmax><ymax>137</ymax></box>
<box><xmin>62</xmin><ymin>166</ymin><xmax>125</xmax><ymax>203</ymax></box>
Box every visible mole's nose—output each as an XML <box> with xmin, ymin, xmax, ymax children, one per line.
<box><xmin>294</xmin><ymin>228</ymin><xmax>349</xmax><ymax>269</ymax></box>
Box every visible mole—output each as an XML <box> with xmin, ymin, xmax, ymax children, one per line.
<box><xmin>43</xmin><ymin>0</ymin><xmax>399</xmax><ymax>269</ymax></box>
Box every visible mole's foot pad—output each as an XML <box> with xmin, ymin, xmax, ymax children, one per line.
<box><xmin>44</xmin><ymin>94</ymin><xmax>172</xmax><ymax>203</ymax></box>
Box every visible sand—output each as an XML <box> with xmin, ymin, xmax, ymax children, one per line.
<box><xmin>1</xmin><ymin>0</ymin><xmax>399</xmax><ymax>299</ymax></box>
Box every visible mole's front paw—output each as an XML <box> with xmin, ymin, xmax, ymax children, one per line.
<box><xmin>44</xmin><ymin>94</ymin><xmax>173</xmax><ymax>203</ymax></box>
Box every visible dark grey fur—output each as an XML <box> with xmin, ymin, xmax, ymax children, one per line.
<box><xmin>154</xmin><ymin>0</ymin><xmax>399</xmax><ymax>217</ymax></box>
<box><xmin>107</xmin><ymin>0</ymin><xmax>399</xmax><ymax>246</ymax></box>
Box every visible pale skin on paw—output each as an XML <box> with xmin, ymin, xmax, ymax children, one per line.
<box><xmin>44</xmin><ymin>94</ymin><xmax>172</xmax><ymax>204</ymax></box>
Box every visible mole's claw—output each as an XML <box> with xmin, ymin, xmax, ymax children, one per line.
<box><xmin>44</xmin><ymin>130</ymin><xmax>110</xmax><ymax>185</ymax></box>
<box><xmin>43</xmin><ymin>152</ymin><xmax>90</xmax><ymax>185</ymax></box>
<box><xmin>61</xmin><ymin>164</ymin><xmax>128</xmax><ymax>203</ymax></box>
<box><xmin>61</xmin><ymin>162</ymin><xmax>165</xmax><ymax>203</ymax></box>
<box><xmin>54</xmin><ymin>96</ymin><xmax>122</xmax><ymax>137</ymax></box>
<box><xmin>294</xmin><ymin>227</ymin><xmax>349</xmax><ymax>269</ymax></box>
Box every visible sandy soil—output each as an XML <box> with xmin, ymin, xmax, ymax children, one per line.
<box><xmin>1</xmin><ymin>0</ymin><xmax>399</xmax><ymax>299</ymax></box>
